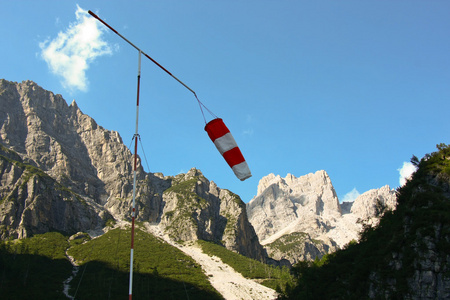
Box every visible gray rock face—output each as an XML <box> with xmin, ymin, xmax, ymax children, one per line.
<box><xmin>366</xmin><ymin>163</ymin><xmax>450</xmax><ymax>299</ymax></box>
<box><xmin>0</xmin><ymin>145</ymin><xmax>109</xmax><ymax>239</ymax></box>
<box><xmin>247</xmin><ymin>171</ymin><xmax>341</xmax><ymax>242</ymax></box>
<box><xmin>263</xmin><ymin>232</ymin><xmax>336</xmax><ymax>264</ymax></box>
<box><xmin>349</xmin><ymin>185</ymin><xmax>397</xmax><ymax>224</ymax></box>
<box><xmin>0</xmin><ymin>79</ymin><xmax>139</xmax><ymax>205</ymax></box>
<box><xmin>159</xmin><ymin>168</ymin><xmax>264</xmax><ymax>260</ymax></box>
<box><xmin>0</xmin><ymin>79</ymin><xmax>263</xmax><ymax>260</ymax></box>
<box><xmin>247</xmin><ymin>171</ymin><xmax>397</xmax><ymax>263</ymax></box>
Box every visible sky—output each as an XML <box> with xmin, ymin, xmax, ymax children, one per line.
<box><xmin>1</xmin><ymin>1</ymin><xmax>449</xmax><ymax>203</ymax></box>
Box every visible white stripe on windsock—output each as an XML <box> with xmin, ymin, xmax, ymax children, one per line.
<box><xmin>231</xmin><ymin>161</ymin><xmax>252</xmax><ymax>181</ymax></box>
<box><xmin>213</xmin><ymin>132</ymin><xmax>238</xmax><ymax>155</ymax></box>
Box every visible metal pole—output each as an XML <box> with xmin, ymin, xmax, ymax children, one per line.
<box><xmin>129</xmin><ymin>50</ymin><xmax>141</xmax><ymax>300</ymax></box>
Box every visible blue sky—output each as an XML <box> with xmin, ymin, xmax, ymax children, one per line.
<box><xmin>1</xmin><ymin>1</ymin><xmax>449</xmax><ymax>203</ymax></box>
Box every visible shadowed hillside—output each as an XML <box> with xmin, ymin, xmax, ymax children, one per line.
<box><xmin>0</xmin><ymin>229</ymin><xmax>223</xmax><ymax>300</ymax></box>
<box><xmin>279</xmin><ymin>144</ymin><xmax>450</xmax><ymax>299</ymax></box>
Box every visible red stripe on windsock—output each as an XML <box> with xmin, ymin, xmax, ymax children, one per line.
<box><xmin>205</xmin><ymin>118</ymin><xmax>230</xmax><ymax>141</ymax></box>
<box><xmin>222</xmin><ymin>147</ymin><xmax>245</xmax><ymax>168</ymax></box>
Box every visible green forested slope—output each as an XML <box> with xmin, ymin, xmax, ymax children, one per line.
<box><xmin>280</xmin><ymin>144</ymin><xmax>450</xmax><ymax>299</ymax></box>
<box><xmin>0</xmin><ymin>227</ymin><xmax>223</xmax><ymax>300</ymax></box>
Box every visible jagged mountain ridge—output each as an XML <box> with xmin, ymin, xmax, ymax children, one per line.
<box><xmin>0</xmin><ymin>79</ymin><xmax>264</xmax><ymax>260</ymax></box>
<box><xmin>247</xmin><ymin>171</ymin><xmax>396</xmax><ymax>264</ymax></box>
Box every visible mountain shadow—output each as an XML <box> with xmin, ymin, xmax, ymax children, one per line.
<box><xmin>0</xmin><ymin>247</ymin><xmax>72</xmax><ymax>299</ymax></box>
<box><xmin>0</xmin><ymin>229</ymin><xmax>224</xmax><ymax>300</ymax></box>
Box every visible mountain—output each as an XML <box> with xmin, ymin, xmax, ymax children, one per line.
<box><xmin>247</xmin><ymin>171</ymin><xmax>396</xmax><ymax>264</ymax></box>
<box><xmin>0</xmin><ymin>79</ymin><xmax>264</xmax><ymax>260</ymax></box>
<box><xmin>280</xmin><ymin>145</ymin><xmax>450</xmax><ymax>299</ymax></box>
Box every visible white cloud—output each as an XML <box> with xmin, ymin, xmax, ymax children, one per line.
<box><xmin>242</xmin><ymin>114</ymin><xmax>255</xmax><ymax>136</ymax></box>
<box><xmin>342</xmin><ymin>188</ymin><xmax>360</xmax><ymax>203</ymax></box>
<box><xmin>39</xmin><ymin>5</ymin><xmax>112</xmax><ymax>92</ymax></box>
<box><xmin>243</xmin><ymin>129</ymin><xmax>254</xmax><ymax>136</ymax></box>
<box><xmin>398</xmin><ymin>162</ymin><xmax>417</xmax><ymax>186</ymax></box>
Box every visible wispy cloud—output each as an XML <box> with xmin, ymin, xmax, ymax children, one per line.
<box><xmin>342</xmin><ymin>188</ymin><xmax>360</xmax><ymax>202</ymax></box>
<box><xmin>39</xmin><ymin>5</ymin><xmax>113</xmax><ymax>92</ymax></box>
<box><xmin>243</xmin><ymin>129</ymin><xmax>254</xmax><ymax>136</ymax></box>
<box><xmin>398</xmin><ymin>162</ymin><xmax>417</xmax><ymax>186</ymax></box>
<box><xmin>243</xmin><ymin>114</ymin><xmax>255</xmax><ymax>136</ymax></box>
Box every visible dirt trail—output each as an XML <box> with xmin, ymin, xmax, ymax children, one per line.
<box><xmin>145</xmin><ymin>224</ymin><xmax>278</xmax><ymax>300</ymax></box>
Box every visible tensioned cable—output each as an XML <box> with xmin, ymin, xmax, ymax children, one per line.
<box><xmin>129</xmin><ymin>135</ymin><xmax>151</xmax><ymax>172</ymax></box>
<box><xmin>128</xmin><ymin>138</ymin><xmax>134</xmax><ymax>154</ymax></box>
<box><xmin>88</xmin><ymin>10</ymin><xmax>217</xmax><ymax>124</ymax></box>
<box><xmin>195</xmin><ymin>94</ymin><xmax>217</xmax><ymax>124</ymax></box>
<box><xmin>138</xmin><ymin>136</ymin><xmax>151</xmax><ymax>172</ymax></box>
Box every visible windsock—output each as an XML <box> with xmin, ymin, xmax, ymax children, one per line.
<box><xmin>205</xmin><ymin>118</ymin><xmax>252</xmax><ymax>181</ymax></box>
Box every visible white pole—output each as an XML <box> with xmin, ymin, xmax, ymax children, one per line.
<box><xmin>128</xmin><ymin>50</ymin><xmax>141</xmax><ymax>300</ymax></box>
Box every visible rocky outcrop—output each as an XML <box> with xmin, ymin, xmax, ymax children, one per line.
<box><xmin>247</xmin><ymin>171</ymin><xmax>341</xmax><ymax>242</ymax></box>
<box><xmin>0</xmin><ymin>79</ymin><xmax>264</xmax><ymax>260</ymax></box>
<box><xmin>348</xmin><ymin>185</ymin><xmax>397</xmax><ymax>225</ymax></box>
<box><xmin>159</xmin><ymin>168</ymin><xmax>265</xmax><ymax>260</ymax></box>
<box><xmin>264</xmin><ymin>232</ymin><xmax>335</xmax><ymax>264</ymax></box>
<box><xmin>0</xmin><ymin>144</ymin><xmax>110</xmax><ymax>239</ymax></box>
<box><xmin>0</xmin><ymin>79</ymin><xmax>148</xmax><ymax>211</ymax></box>
<box><xmin>366</xmin><ymin>151</ymin><xmax>450</xmax><ymax>299</ymax></box>
<box><xmin>247</xmin><ymin>171</ymin><xmax>396</xmax><ymax>264</ymax></box>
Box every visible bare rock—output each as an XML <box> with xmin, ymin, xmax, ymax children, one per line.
<box><xmin>247</xmin><ymin>170</ymin><xmax>397</xmax><ymax>264</ymax></box>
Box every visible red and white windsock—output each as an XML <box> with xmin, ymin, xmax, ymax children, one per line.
<box><xmin>205</xmin><ymin>118</ymin><xmax>252</xmax><ymax>181</ymax></box>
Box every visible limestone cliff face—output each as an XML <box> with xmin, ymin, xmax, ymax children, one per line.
<box><xmin>0</xmin><ymin>79</ymin><xmax>263</xmax><ymax>260</ymax></box>
<box><xmin>0</xmin><ymin>145</ymin><xmax>109</xmax><ymax>239</ymax></box>
<box><xmin>159</xmin><ymin>168</ymin><xmax>264</xmax><ymax>260</ymax></box>
<box><xmin>348</xmin><ymin>185</ymin><xmax>397</xmax><ymax>226</ymax></box>
<box><xmin>247</xmin><ymin>171</ymin><xmax>341</xmax><ymax>242</ymax></box>
<box><xmin>0</xmin><ymin>79</ymin><xmax>140</xmax><ymax>205</ymax></box>
<box><xmin>247</xmin><ymin>171</ymin><xmax>396</xmax><ymax>264</ymax></box>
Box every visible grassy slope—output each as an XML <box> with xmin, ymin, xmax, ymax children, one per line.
<box><xmin>68</xmin><ymin>226</ymin><xmax>223</xmax><ymax>300</ymax></box>
<box><xmin>0</xmin><ymin>228</ymin><xmax>224</xmax><ymax>300</ymax></box>
<box><xmin>0</xmin><ymin>225</ymin><xmax>297</xmax><ymax>299</ymax></box>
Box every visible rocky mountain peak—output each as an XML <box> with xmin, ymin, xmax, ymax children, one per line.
<box><xmin>255</xmin><ymin>171</ymin><xmax>333</xmax><ymax>196</ymax></box>
<box><xmin>184</xmin><ymin>167</ymin><xmax>204</xmax><ymax>180</ymax></box>
<box><xmin>249</xmin><ymin>170</ymin><xmax>341</xmax><ymax>221</ymax></box>
<box><xmin>69</xmin><ymin>99</ymin><xmax>78</xmax><ymax>109</ymax></box>
<box><xmin>247</xmin><ymin>169</ymin><xmax>396</xmax><ymax>264</ymax></box>
<box><xmin>348</xmin><ymin>185</ymin><xmax>397</xmax><ymax>226</ymax></box>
